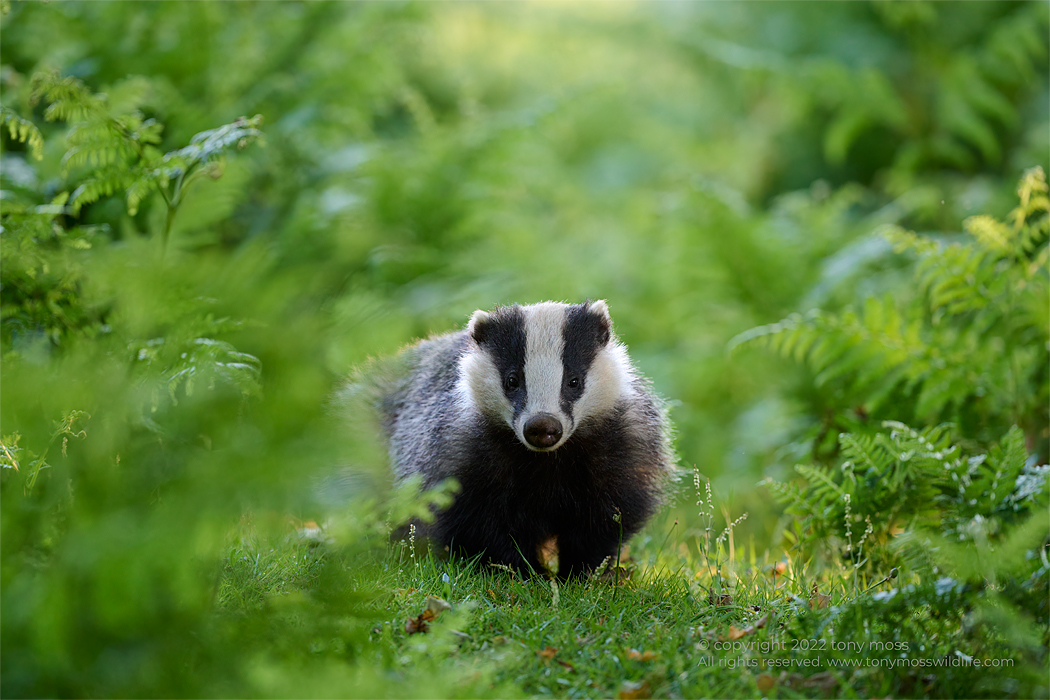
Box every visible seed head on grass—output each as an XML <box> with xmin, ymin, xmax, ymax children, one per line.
<box><xmin>409</xmin><ymin>523</ymin><xmax>417</xmax><ymax>566</ymax></box>
<box><xmin>694</xmin><ymin>467</ymin><xmax>715</xmax><ymax>533</ymax></box>
<box><xmin>592</xmin><ymin>556</ymin><xmax>612</xmax><ymax>580</ymax></box>
<box><xmin>716</xmin><ymin>512</ymin><xmax>748</xmax><ymax>547</ymax></box>
<box><xmin>855</xmin><ymin>516</ymin><xmax>873</xmax><ymax>555</ymax></box>
<box><xmin>843</xmin><ymin>493</ymin><xmax>853</xmax><ymax>554</ymax></box>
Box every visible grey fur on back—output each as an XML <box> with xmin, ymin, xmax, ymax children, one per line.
<box><xmin>381</xmin><ymin>330</ymin><xmax>475</xmax><ymax>485</ymax></box>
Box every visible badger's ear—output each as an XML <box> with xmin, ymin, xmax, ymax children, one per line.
<box><xmin>468</xmin><ymin>309</ymin><xmax>492</xmax><ymax>345</ymax></box>
<box><xmin>588</xmin><ymin>299</ymin><xmax>612</xmax><ymax>346</ymax></box>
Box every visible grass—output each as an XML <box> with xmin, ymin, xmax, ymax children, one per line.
<box><xmin>213</xmin><ymin>493</ymin><xmax>1047</xmax><ymax>700</ymax></box>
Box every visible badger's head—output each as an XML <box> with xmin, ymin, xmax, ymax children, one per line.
<box><xmin>458</xmin><ymin>300</ymin><xmax>632</xmax><ymax>452</ymax></box>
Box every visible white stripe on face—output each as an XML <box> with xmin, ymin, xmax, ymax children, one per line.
<box><xmin>573</xmin><ymin>342</ymin><xmax>631</xmax><ymax>427</ymax></box>
<box><xmin>520</xmin><ymin>303</ymin><xmax>571</xmax><ymax>444</ymax></box>
<box><xmin>458</xmin><ymin>348</ymin><xmax>513</xmax><ymax>423</ymax></box>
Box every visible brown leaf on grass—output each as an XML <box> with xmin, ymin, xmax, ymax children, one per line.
<box><xmin>537</xmin><ymin>646</ymin><xmax>558</xmax><ymax>663</ymax></box>
<box><xmin>405</xmin><ymin>596</ymin><xmax>451</xmax><ymax>635</ymax></box>
<box><xmin>425</xmin><ymin>595</ymin><xmax>451</xmax><ymax>616</ymax></box>
<box><xmin>756</xmin><ymin>673</ymin><xmax>775</xmax><ymax>693</ymax></box>
<box><xmin>809</xmin><ymin>587</ymin><xmax>831</xmax><ymax>609</ymax></box>
<box><xmin>626</xmin><ymin>648</ymin><xmax>658</xmax><ymax>661</ymax></box>
<box><xmin>405</xmin><ymin>614</ymin><xmax>429</xmax><ymax>635</ymax></box>
<box><xmin>707</xmin><ymin>592</ymin><xmax>733</xmax><ymax>607</ymax></box>
<box><xmin>617</xmin><ymin>680</ymin><xmax>652</xmax><ymax>700</ymax></box>
<box><xmin>727</xmin><ymin>614</ymin><xmax>768</xmax><ymax>641</ymax></box>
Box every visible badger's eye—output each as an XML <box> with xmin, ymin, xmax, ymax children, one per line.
<box><xmin>504</xmin><ymin>372</ymin><xmax>521</xmax><ymax>391</ymax></box>
<box><xmin>567</xmin><ymin>376</ymin><xmax>580</xmax><ymax>389</ymax></box>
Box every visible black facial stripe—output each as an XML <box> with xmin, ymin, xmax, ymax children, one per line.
<box><xmin>475</xmin><ymin>305</ymin><xmax>528</xmax><ymax>417</ymax></box>
<box><xmin>560</xmin><ymin>302</ymin><xmax>611</xmax><ymax>415</ymax></box>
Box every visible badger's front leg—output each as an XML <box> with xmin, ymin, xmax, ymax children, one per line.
<box><xmin>556</xmin><ymin>528</ymin><xmax>623</xmax><ymax>580</ymax></box>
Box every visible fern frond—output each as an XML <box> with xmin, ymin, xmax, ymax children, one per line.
<box><xmin>882</xmin><ymin>224</ymin><xmax>939</xmax><ymax>256</ymax></box>
<box><xmin>1016</xmin><ymin>166</ymin><xmax>1049</xmax><ymax>212</ymax></box>
<box><xmin>0</xmin><ymin>106</ymin><xmax>44</xmax><ymax>161</ymax></box>
<box><xmin>761</xmin><ymin>476</ymin><xmax>807</xmax><ymax>508</ymax></box>
<box><xmin>168</xmin><ymin>115</ymin><xmax>264</xmax><ymax>172</ymax></box>
<box><xmin>31</xmin><ymin>71</ymin><xmax>109</xmax><ymax>123</ymax></box>
<box><xmin>69</xmin><ymin>167</ymin><xmax>135</xmax><ymax>214</ymax></box>
<box><xmin>965</xmin><ymin>214</ymin><xmax>1012</xmax><ymax>253</ymax></box>
<box><xmin>61</xmin><ymin>121</ymin><xmax>137</xmax><ymax>172</ymax></box>
<box><xmin>794</xmin><ymin>463</ymin><xmax>845</xmax><ymax>502</ymax></box>
<box><xmin>1011</xmin><ymin>166</ymin><xmax>1049</xmax><ymax>255</ymax></box>
<box><xmin>839</xmin><ymin>431</ymin><xmax>885</xmax><ymax>477</ymax></box>
<box><xmin>125</xmin><ymin>175</ymin><xmax>156</xmax><ymax>217</ymax></box>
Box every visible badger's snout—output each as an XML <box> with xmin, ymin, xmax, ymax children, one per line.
<box><xmin>523</xmin><ymin>413</ymin><xmax>563</xmax><ymax>450</ymax></box>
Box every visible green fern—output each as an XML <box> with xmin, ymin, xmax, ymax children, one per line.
<box><xmin>830</xmin><ymin>2</ymin><xmax>1048</xmax><ymax>176</ymax></box>
<box><xmin>3</xmin><ymin>71</ymin><xmax>265</xmax><ymax>405</ymax></box>
<box><xmin>732</xmin><ymin>168</ymin><xmax>1050</xmax><ymax>441</ymax></box>
<box><xmin>0</xmin><ymin>105</ymin><xmax>44</xmax><ymax>160</ymax></box>
<box><xmin>28</xmin><ymin>71</ymin><xmax>263</xmax><ymax>241</ymax></box>
<box><xmin>0</xmin><ymin>188</ymin><xmax>105</xmax><ymax>349</ymax></box>
<box><xmin>767</xmin><ymin>420</ymin><xmax>1048</xmax><ymax>571</ymax></box>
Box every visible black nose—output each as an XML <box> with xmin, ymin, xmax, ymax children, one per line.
<box><xmin>523</xmin><ymin>413</ymin><xmax>563</xmax><ymax>449</ymax></box>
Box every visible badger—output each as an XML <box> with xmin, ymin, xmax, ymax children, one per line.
<box><xmin>365</xmin><ymin>300</ymin><xmax>676</xmax><ymax>579</ymax></box>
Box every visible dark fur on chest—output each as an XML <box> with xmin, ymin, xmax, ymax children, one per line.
<box><xmin>427</xmin><ymin>405</ymin><xmax>662</xmax><ymax>579</ymax></box>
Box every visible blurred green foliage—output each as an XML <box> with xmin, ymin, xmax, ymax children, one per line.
<box><xmin>1</xmin><ymin>1</ymin><xmax>1048</xmax><ymax>697</ymax></box>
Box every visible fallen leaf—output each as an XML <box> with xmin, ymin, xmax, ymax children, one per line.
<box><xmin>727</xmin><ymin>615</ymin><xmax>767</xmax><ymax>641</ymax></box>
<box><xmin>405</xmin><ymin>614</ymin><xmax>428</xmax><ymax>635</ymax></box>
<box><xmin>626</xmin><ymin>648</ymin><xmax>658</xmax><ymax>661</ymax></box>
<box><xmin>425</xmin><ymin>595</ymin><xmax>452</xmax><ymax>617</ymax></box>
<box><xmin>405</xmin><ymin>595</ymin><xmax>451</xmax><ymax>634</ymax></box>
<box><xmin>756</xmin><ymin>673</ymin><xmax>775</xmax><ymax>693</ymax></box>
<box><xmin>537</xmin><ymin>646</ymin><xmax>558</xmax><ymax>663</ymax></box>
<box><xmin>707</xmin><ymin>592</ymin><xmax>733</xmax><ymax>607</ymax></box>
<box><xmin>617</xmin><ymin>680</ymin><xmax>652</xmax><ymax>700</ymax></box>
<box><xmin>809</xmin><ymin>592</ymin><xmax>831</xmax><ymax>609</ymax></box>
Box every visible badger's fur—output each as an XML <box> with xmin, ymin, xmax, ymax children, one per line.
<box><xmin>372</xmin><ymin>300</ymin><xmax>676</xmax><ymax>579</ymax></box>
